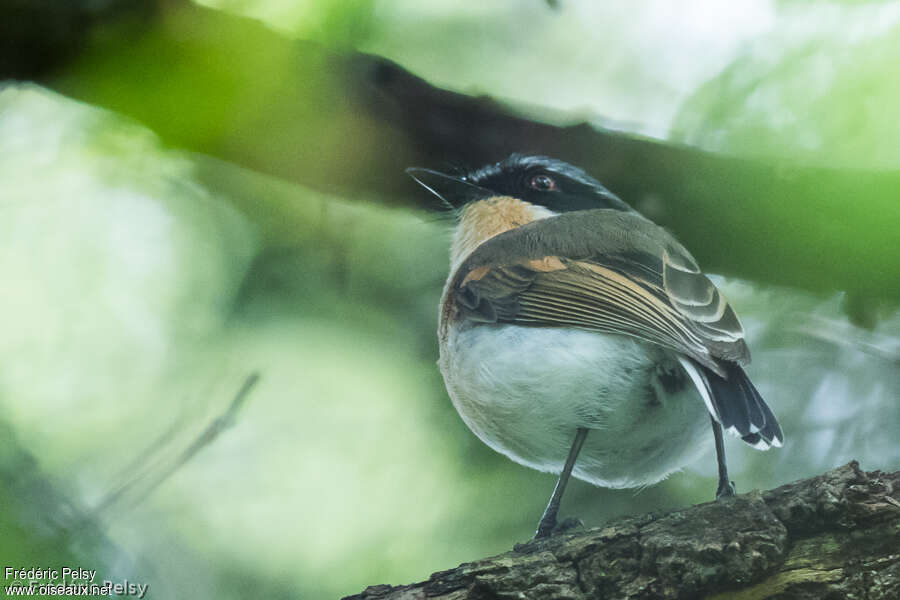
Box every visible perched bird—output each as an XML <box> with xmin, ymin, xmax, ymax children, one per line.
<box><xmin>407</xmin><ymin>154</ymin><xmax>783</xmax><ymax>539</ymax></box>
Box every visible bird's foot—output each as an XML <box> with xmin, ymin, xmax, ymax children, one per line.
<box><xmin>553</xmin><ymin>516</ymin><xmax>585</xmax><ymax>534</ymax></box>
<box><xmin>533</xmin><ymin>515</ymin><xmax>584</xmax><ymax>540</ymax></box>
<box><xmin>515</xmin><ymin>517</ymin><xmax>585</xmax><ymax>553</ymax></box>
<box><xmin>716</xmin><ymin>480</ymin><xmax>736</xmax><ymax>499</ymax></box>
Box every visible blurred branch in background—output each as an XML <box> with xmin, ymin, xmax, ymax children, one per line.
<box><xmin>795</xmin><ymin>315</ymin><xmax>900</xmax><ymax>366</ymax></box>
<box><xmin>3</xmin><ymin>0</ymin><xmax>897</xmax><ymax>310</ymax></box>
<box><xmin>93</xmin><ymin>372</ymin><xmax>260</xmax><ymax>514</ymax></box>
<box><xmin>0</xmin><ymin>0</ymin><xmax>163</xmax><ymax>79</ymax></box>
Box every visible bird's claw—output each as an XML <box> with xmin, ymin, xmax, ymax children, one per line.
<box><xmin>716</xmin><ymin>480</ymin><xmax>737</xmax><ymax>499</ymax></box>
<box><xmin>516</xmin><ymin>516</ymin><xmax>585</xmax><ymax>553</ymax></box>
<box><xmin>553</xmin><ymin>516</ymin><xmax>585</xmax><ymax>534</ymax></box>
<box><xmin>533</xmin><ymin>515</ymin><xmax>584</xmax><ymax>540</ymax></box>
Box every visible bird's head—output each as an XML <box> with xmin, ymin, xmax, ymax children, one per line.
<box><xmin>407</xmin><ymin>154</ymin><xmax>632</xmax><ymax>214</ymax></box>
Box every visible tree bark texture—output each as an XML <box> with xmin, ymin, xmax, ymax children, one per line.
<box><xmin>346</xmin><ymin>462</ymin><xmax>899</xmax><ymax>600</ymax></box>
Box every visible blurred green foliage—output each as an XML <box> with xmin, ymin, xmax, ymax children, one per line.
<box><xmin>1</xmin><ymin>2</ymin><xmax>899</xmax><ymax>600</ymax></box>
<box><xmin>673</xmin><ymin>2</ymin><xmax>900</xmax><ymax>167</ymax></box>
<box><xmin>198</xmin><ymin>0</ymin><xmax>377</xmax><ymax>46</ymax></box>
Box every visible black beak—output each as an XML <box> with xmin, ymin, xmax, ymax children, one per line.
<box><xmin>406</xmin><ymin>168</ymin><xmax>494</xmax><ymax>209</ymax></box>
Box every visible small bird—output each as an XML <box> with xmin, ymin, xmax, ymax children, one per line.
<box><xmin>407</xmin><ymin>154</ymin><xmax>783</xmax><ymax>539</ymax></box>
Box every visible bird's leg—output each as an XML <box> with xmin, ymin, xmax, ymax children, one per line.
<box><xmin>534</xmin><ymin>427</ymin><xmax>589</xmax><ymax>539</ymax></box>
<box><xmin>711</xmin><ymin>416</ymin><xmax>736</xmax><ymax>498</ymax></box>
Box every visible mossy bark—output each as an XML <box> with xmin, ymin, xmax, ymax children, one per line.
<box><xmin>346</xmin><ymin>462</ymin><xmax>900</xmax><ymax>600</ymax></box>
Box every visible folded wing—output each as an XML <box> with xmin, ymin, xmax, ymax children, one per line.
<box><xmin>450</xmin><ymin>209</ymin><xmax>783</xmax><ymax>449</ymax></box>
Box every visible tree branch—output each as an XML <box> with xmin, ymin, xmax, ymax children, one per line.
<box><xmin>346</xmin><ymin>462</ymin><xmax>900</xmax><ymax>600</ymax></box>
<box><xmin>6</xmin><ymin>1</ymin><xmax>898</xmax><ymax>304</ymax></box>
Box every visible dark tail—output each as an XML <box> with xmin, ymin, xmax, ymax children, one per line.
<box><xmin>679</xmin><ymin>358</ymin><xmax>784</xmax><ymax>450</ymax></box>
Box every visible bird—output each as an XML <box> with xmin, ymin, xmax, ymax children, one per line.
<box><xmin>406</xmin><ymin>154</ymin><xmax>783</xmax><ymax>539</ymax></box>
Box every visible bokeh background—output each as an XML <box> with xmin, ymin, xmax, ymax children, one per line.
<box><xmin>1</xmin><ymin>1</ymin><xmax>898</xmax><ymax>599</ymax></box>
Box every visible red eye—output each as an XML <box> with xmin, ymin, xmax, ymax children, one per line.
<box><xmin>529</xmin><ymin>174</ymin><xmax>557</xmax><ymax>191</ymax></box>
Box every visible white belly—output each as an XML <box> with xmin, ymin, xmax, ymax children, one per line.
<box><xmin>439</xmin><ymin>323</ymin><xmax>710</xmax><ymax>488</ymax></box>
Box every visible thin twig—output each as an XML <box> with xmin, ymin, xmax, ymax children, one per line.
<box><xmin>93</xmin><ymin>372</ymin><xmax>260</xmax><ymax>513</ymax></box>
